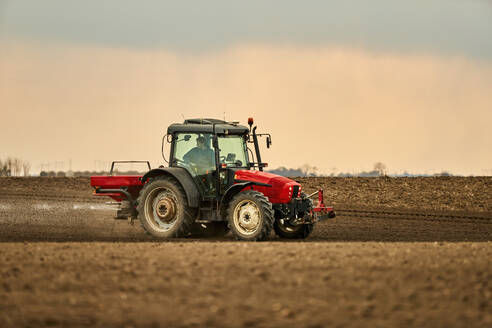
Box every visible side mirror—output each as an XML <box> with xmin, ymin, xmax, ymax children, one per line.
<box><xmin>266</xmin><ymin>136</ymin><xmax>272</xmax><ymax>148</ymax></box>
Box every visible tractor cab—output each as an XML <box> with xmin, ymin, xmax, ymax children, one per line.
<box><xmin>166</xmin><ymin>118</ymin><xmax>268</xmax><ymax>200</ymax></box>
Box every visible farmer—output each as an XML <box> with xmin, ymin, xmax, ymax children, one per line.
<box><xmin>183</xmin><ymin>136</ymin><xmax>215</xmax><ymax>172</ymax></box>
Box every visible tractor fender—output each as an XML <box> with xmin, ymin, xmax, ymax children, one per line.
<box><xmin>219</xmin><ymin>182</ymin><xmax>254</xmax><ymax>219</ymax></box>
<box><xmin>141</xmin><ymin>168</ymin><xmax>201</xmax><ymax>208</ymax></box>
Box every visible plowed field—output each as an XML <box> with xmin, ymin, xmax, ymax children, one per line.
<box><xmin>0</xmin><ymin>177</ymin><xmax>491</xmax><ymax>327</ymax></box>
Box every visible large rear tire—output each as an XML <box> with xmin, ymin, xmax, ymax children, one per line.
<box><xmin>136</xmin><ymin>176</ymin><xmax>196</xmax><ymax>238</ymax></box>
<box><xmin>227</xmin><ymin>190</ymin><xmax>274</xmax><ymax>241</ymax></box>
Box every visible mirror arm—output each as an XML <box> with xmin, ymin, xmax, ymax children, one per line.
<box><xmin>161</xmin><ymin>134</ymin><xmax>169</xmax><ymax>164</ymax></box>
<box><xmin>252</xmin><ymin>126</ymin><xmax>263</xmax><ymax>171</ymax></box>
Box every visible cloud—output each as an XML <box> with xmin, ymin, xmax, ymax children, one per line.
<box><xmin>2</xmin><ymin>1</ymin><xmax>492</xmax><ymax>59</ymax></box>
<box><xmin>1</xmin><ymin>41</ymin><xmax>491</xmax><ymax>175</ymax></box>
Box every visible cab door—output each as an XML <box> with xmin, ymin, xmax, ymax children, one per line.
<box><xmin>171</xmin><ymin>133</ymin><xmax>217</xmax><ymax>199</ymax></box>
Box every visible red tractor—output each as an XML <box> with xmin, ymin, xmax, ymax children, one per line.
<box><xmin>91</xmin><ymin>118</ymin><xmax>335</xmax><ymax>241</ymax></box>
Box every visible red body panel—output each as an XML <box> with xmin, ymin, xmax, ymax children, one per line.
<box><xmin>90</xmin><ymin>170</ymin><xmax>302</xmax><ymax>205</ymax></box>
<box><xmin>91</xmin><ymin>175</ymin><xmax>144</xmax><ymax>202</ymax></box>
<box><xmin>233</xmin><ymin>170</ymin><xmax>301</xmax><ymax>204</ymax></box>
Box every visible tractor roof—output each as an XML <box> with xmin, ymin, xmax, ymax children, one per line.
<box><xmin>167</xmin><ymin>118</ymin><xmax>249</xmax><ymax>135</ymax></box>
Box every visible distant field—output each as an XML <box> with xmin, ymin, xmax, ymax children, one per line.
<box><xmin>296</xmin><ymin>176</ymin><xmax>491</xmax><ymax>212</ymax></box>
<box><xmin>1</xmin><ymin>176</ymin><xmax>490</xmax><ymax>211</ymax></box>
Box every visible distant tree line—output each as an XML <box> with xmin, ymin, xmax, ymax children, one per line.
<box><xmin>268</xmin><ymin>162</ymin><xmax>454</xmax><ymax>177</ymax></box>
<box><xmin>268</xmin><ymin>164</ymin><xmax>319</xmax><ymax>177</ymax></box>
<box><xmin>2</xmin><ymin>158</ymin><xmax>455</xmax><ymax>178</ymax></box>
<box><xmin>0</xmin><ymin>157</ymin><xmax>31</xmax><ymax>176</ymax></box>
<box><xmin>335</xmin><ymin>162</ymin><xmax>388</xmax><ymax>177</ymax></box>
<box><xmin>267</xmin><ymin>163</ymin><xmax>388</xmax><ymax>177</ymax></box>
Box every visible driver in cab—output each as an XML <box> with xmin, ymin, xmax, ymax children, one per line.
<box><xmin>183</xmin><ymin>136</ymin><xmax>215</xmax><ymax>172</ymax></box>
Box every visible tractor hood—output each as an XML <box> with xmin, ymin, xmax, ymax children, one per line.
<box><xmin>234</xmin><ymin>170</ymin><xmax>301</xmax><ymax>204</ymax></box>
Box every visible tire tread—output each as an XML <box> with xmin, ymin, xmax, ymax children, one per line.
<box><xmin>136</xmin><ymin>175</ymin><xmax>196</xmax><ymax>238</ymax></box>
<box><xmin>227</xmin><ymin>190</ymin><xmax>274</xmax><ymax>241</ymax></box>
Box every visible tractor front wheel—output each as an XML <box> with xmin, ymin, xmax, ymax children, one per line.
<box><xmin>273</xmin><ymin>193</ymin><xmax>315</xmax><ymax>239</ymax></box>
<box><xmin>136</xmin><ymin>176</ymin><xmax>196</xmax><ymax>238</ymax></box>
<box><xmin>227</xmin><ymin>190</ymin><xmax>274</xmax><ymax>241</ymax></box>
<box><xmin>274</xmin><ymin>219</ymin><xmax>315</xmax><ymax>239</ymax></box>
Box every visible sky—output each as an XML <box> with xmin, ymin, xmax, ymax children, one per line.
<box><xmin>1</xmin><ymin>0</ymin><xmax>491</xmax><ymax>175</ymax></box>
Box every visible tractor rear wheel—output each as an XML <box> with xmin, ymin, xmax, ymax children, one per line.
<box><xmin>227</xmin><ymin>190</ymin><xmax>274</xmax><ymax>241</ymax></box>
<box><xmin>189</xmin><ymin>222</ymin><xmax>230</xmax><ymax>238</ymax></box>
<box><xmin>136</xmin><ymin>176</ymin><xmax>196</xmax><ymax>238</ymax></box>
<box><xmin>274</xmin><ymin>219</ymin><xmax>315</xmax><ymax>239</ymax></box>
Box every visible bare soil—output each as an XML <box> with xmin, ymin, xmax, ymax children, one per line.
<box><xmin>0</xmin><ymin>177</ymin><xmax>491</xmax><ymax>327</ymax></box>
<box><xmin>296</xmin><ymin>176</ymin><xmax>492</xmax><ymax>212</ymax></box>
<box><xmin>1</xmin><ymin>176</ymin><xmax>491</xmax><ymax>212</ymax></box>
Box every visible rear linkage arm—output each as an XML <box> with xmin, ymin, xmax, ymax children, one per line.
<box><xmin>306</xmin><ymin>189</ymin><xmax>336</xmax><ymax>222</ymax></box>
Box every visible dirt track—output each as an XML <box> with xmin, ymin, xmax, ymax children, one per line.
<box><xmin>0</xmin><ymin>177</ymin><xmax>491</xmax><ymax>327</ymax></box>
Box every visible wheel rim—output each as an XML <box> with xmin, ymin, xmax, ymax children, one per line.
<box><xmin>144</xmin><ymin>187</ymin><xmax>179</xmax><ymax>232</ymax></box>
<box><xmin>233</xmin><ymin>199</ymin><xmax>261</xmax><ymax>235</ymax></box>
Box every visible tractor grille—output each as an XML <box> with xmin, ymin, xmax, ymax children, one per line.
<box><xmin>292</xmin><ymin>186</ymin><xmax>300</xmax><ymax>198</ymax></box>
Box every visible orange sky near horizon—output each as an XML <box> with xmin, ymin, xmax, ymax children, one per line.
<box><xmin>1</xmin><ymin>41</ymin><xmax>491</xmax><ymax>175</ymax></box>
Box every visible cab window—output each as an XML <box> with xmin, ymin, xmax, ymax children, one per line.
<box><xmin>217</xmin><ymin>135</ymin><xmax>248</xmax><ymax>168</ymax></box>
<box><xmin>173</xmin><ymin>133</ymin><xmax>215</xmax><ymax>175</ymax></box>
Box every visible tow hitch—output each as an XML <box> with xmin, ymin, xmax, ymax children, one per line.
<box><xmin>308</xmin><ymin>189</ymin><xmax>336</xmax><ymax>222</ymax></box>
